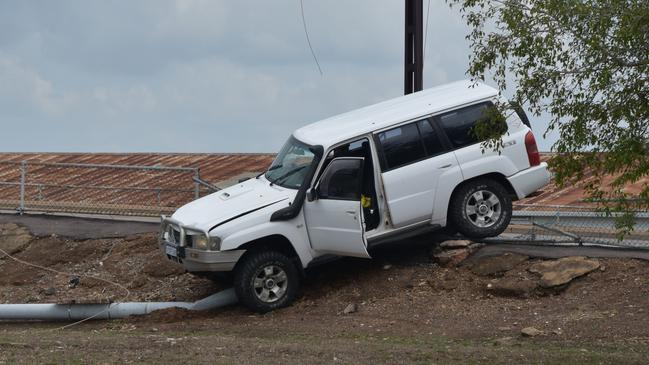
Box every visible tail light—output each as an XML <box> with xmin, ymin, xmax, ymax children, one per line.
<box><xmin>525</xmin><ymin>131</ymin><xmax>541</xmax><ymax>166</ymax></box>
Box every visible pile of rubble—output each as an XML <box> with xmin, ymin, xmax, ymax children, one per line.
<box><xmin>431</xmin><ymin>239</ymin><xmax>602</xmax><ymax>298</ymax></box>
<box><xmin>0</xmin><ymin>223</ymin><xmax>221</xmax><ymax>304</ymax></box>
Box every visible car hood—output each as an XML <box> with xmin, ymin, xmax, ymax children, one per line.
<box><xmin>171</xmin><ymin>177</ymin><xmax>294</xmax><ymax>230</ymax></box>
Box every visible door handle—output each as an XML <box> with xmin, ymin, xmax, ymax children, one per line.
<box><xmin>345</xmin><ymin>210</ymin><xmax>356</xmax><ymax>215</ymax></box>
<box><xmin>439</xmin><ymin>164</ymin><xmax>452</xmax><ymax>169</ymax></box>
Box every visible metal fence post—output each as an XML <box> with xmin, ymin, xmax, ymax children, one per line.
<box><xmin>18</xmin><ymin>161</ymin><xmax>26</xmax><ymax>214</ymax></box>
<box><xmin>194</xmin><ymin>169</ymin><xmax>200</xmax><ymax>200</ymax></box>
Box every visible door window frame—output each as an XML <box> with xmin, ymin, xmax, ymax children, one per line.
<box><xmin>310</xmin><ymin>136</ymin><xmax>377</xmax><ymax>187</ymax></box>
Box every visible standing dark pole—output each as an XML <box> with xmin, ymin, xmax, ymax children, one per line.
<box><xmin>404</xmin><ymin>0</ymin><xmax>424</xmax><ymax>95</ymax></box>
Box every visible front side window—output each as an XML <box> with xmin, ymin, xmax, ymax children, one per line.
<box><xmin>377</xmin><ymin>123</ymin><xmax>426</xmax><ymax>170</ymax></box>
<box><xmin>265</xmin><ymin>137</ymin><xmax>317</xmax><ymax>189</ymax></box>
<box><xmin>317</xmin><ymin>158</ymin><xmax>363</xmax><ymax>200</ymax></box>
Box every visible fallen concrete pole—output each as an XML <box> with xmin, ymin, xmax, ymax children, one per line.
<box><xmin>0</xmin><ymin>288</ymin><xmax>238</xmax><ymax>321</ymax></box>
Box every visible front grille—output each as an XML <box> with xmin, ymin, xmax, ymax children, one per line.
<box><xmin>167</xmin><ymin>226</ymin><xmax>192</xmax><ymax>247</ymax></box>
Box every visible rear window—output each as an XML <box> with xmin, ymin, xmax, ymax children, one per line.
<box><xmin>437</xmin><ymin>102</ymin><xmax>506</xmax><ymax>149</ymax></box>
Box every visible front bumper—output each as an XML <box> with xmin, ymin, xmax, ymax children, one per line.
<box><xmin>159</xmin><ymin>216</ymin><xmax>245</xmax><ymax>272</ymax></box>
<box><xmin>507</xmin><ymin>162</ymin><xmax>551</xmax><ymax>199</ymax></box>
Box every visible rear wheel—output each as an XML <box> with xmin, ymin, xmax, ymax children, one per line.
<box><xmin>449</xmin><ymin>178</ymin><xmax>512</xmax><ymax>239</ymax></box>
<box><xmin>233</xmin><ymin>250</ymin><xmax>300</xmax><ymax>313</ymax></box>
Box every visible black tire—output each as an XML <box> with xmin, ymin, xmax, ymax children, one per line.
<box><xmin>448</xmin><ymin>178</ymin><xmax>512</xmax><ymax>239</ymax></box>
<box><xmin>233</xmin><ymin>250</ymin><xmax>300</xmax><ymax>313</ymax></box>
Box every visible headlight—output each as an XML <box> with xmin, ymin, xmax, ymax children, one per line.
<box><xmin>190</xmin><ymin>234</ymin><xmax>221</xmax><ymax>251</ymax></box>
<box><xmin>193</xmin><ymin>234</ymin><xmax>209</xmax><ymax>250</ymax></box>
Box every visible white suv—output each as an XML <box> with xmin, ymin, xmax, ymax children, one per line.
<box><xmin>160</xmin><ymin>80</ymin><xmax>550</xmax><ymax>312</ymax></box>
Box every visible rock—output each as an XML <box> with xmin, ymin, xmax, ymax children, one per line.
<box><xmin>529</xmin><ymin>257</ymin><xmax>600</xmax><ymax>288</ymax></box>
<box><xmin>468</xmin><ymin>242</ymin><xmax>485</xmax><ymax>251</ymax></box>
<box><xmin>42</xmin><ymin>287</ymin><xmax>56</xmax><ymax>296</ymax></box>
<box><xmin>439</xmin><ymin>239</ymin><xmax>472</xmax><ymax>249</ymax></box>
<box><xmin>0</xmin><ymin>223</ymin><xmax>33</xmax><ymax>255</ymax></box>
<box><xmin>432</xmin><ymin>248</ymin><xmax>471</xmax><ymax>267</ymax></box>
<box><xmin>382</xmin><ymin>264</ymin><xmax>392</xmax><ymax>270</ymax></box>
<box><xmin>469</xmin><ymin>253</ymin><xmax>529</xmax><ymax>276</ymax></box>
<box><xmin>488</xmin><ymin>278</ymin><xmax>538</xmax><ymax>298</ymax></box>
<box><xmin>343</xmin><ymin>303</ymin><xmax>358</xmax><ymax>315</ymax></box>
<box><xmin>521</xmin><ymin>327</ymin><xmax>544</xmax><ymax>337</ymax></box>
<box><xmin>68</xmin><ymin>276</ymin><xmax>80</xmax><ymax>289</ymax></box>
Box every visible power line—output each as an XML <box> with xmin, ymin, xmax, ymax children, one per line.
<box><xmin>299</xmin><ymin>0</ymin><xmax>323</xmax><ymax>76</ymax></box>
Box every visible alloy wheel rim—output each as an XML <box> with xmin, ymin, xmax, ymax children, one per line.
<box><xmin>252</xmin><ymin>265</ymin><xmax>288</xmax><ymax>303</ymax></box>
<box><xmin>465</xmin><ymin>189</ymin><xmax>501</xmax><ymax>228</ymax></box>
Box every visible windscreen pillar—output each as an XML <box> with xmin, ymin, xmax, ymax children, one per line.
<box><xmin>404</xmin><ymin>0</ymin><xmax>423</xmax><ymax>95</ymax></box>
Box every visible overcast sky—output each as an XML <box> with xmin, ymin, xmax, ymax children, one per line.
<box><xmin>0</xmin><ymin>0</ymin><xmax>556</xmax><ymax>153</ymax></box>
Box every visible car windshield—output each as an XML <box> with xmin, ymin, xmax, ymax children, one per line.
<box><xmin>265</xmin><ymin>137</ymin><xmax>317</xmax><ymax>189</ymax></box>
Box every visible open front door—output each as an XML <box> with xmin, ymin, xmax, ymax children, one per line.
<box><xmin>303</xmin><ymin>157</ymin><xmax>370</xmax><ymax>258</ymax></box>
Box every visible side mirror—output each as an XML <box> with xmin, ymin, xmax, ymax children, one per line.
<box><xmin>306</xmin><ymin>188</ymin><xmax>317</xmax><ymax>202</ymax></box>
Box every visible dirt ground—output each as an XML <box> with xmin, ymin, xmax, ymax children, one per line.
<box><xmin>2</xmin><ymin>223</ymin><xmax>649</xmax><ymax>364</ymax></box>
<box><xmin>0</xmin><ymin>232</ymin><xmax>220</xmax><ymax>304</ymax></box>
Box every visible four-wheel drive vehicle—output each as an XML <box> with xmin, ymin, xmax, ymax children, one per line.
<box><xmin>160</xmin><ymin>80</ymin><xmax>550</xmax><ymax>312</ymax></box>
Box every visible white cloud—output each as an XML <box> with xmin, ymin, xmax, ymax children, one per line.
<box><xmin>0</xmin><ymin>53</ymin><xmax>74</xmax><ymax>115</ymax></box>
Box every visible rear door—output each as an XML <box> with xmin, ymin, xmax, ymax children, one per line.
<box><xmin>303</xmin><ymin>157</ymin><xmax>371</xmax><ymax>258</ymax></box>
<box><xmin>376</xmin><ymin>119</ymin><xmax>461</xmax><ymax>227</ymax></box>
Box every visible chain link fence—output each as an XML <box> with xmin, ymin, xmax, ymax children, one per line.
<box><xmin>1</xmin><ymin>160</ymin><xmax>648</xmax><ymax>247</ymax></box>
<box><xmin>0</xmin><ymin>161</ymin><xmax>217</xmax><ymax>217</ymax></box>
<box><xmin>495</xmin><ymin>204</ymin><xmax>649</xmax><ymax>248</ymax></box>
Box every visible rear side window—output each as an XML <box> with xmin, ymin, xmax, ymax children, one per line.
<box><xmin>437</xmin><ymin>102</ymin><xmax>505</xmax><ymax>149</ymax></box>
<box><xmin>377</xmin><ymin>123</ymin><xmax>426</xmax><ymax>170</ymax></box>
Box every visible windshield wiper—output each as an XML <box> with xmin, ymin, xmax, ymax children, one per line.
<box><xmin>269</xmin><ymin>165</ymin><xmax>307</xmax><ymax>186</ymax></box>
<box><xmin>259</xmin><ymin>164</ymin><xmax>283</xmax><ymax>180</ymax></box>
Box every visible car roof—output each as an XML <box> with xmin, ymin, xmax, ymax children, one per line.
<box><xmin>293</xmin><ymin>79</ymin><xmax>498</xmax><ymax>149</ymax></box>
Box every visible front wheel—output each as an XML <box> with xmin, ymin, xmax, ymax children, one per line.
<box><xmin>448</xmin><ymin>178</ymin><xmax>512</xmax><ymax>239</ymax></box>
<box><xmin>233</xmin><ymin>250</ymin><xmax>300</xmax><ymax>313</ymax></box>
